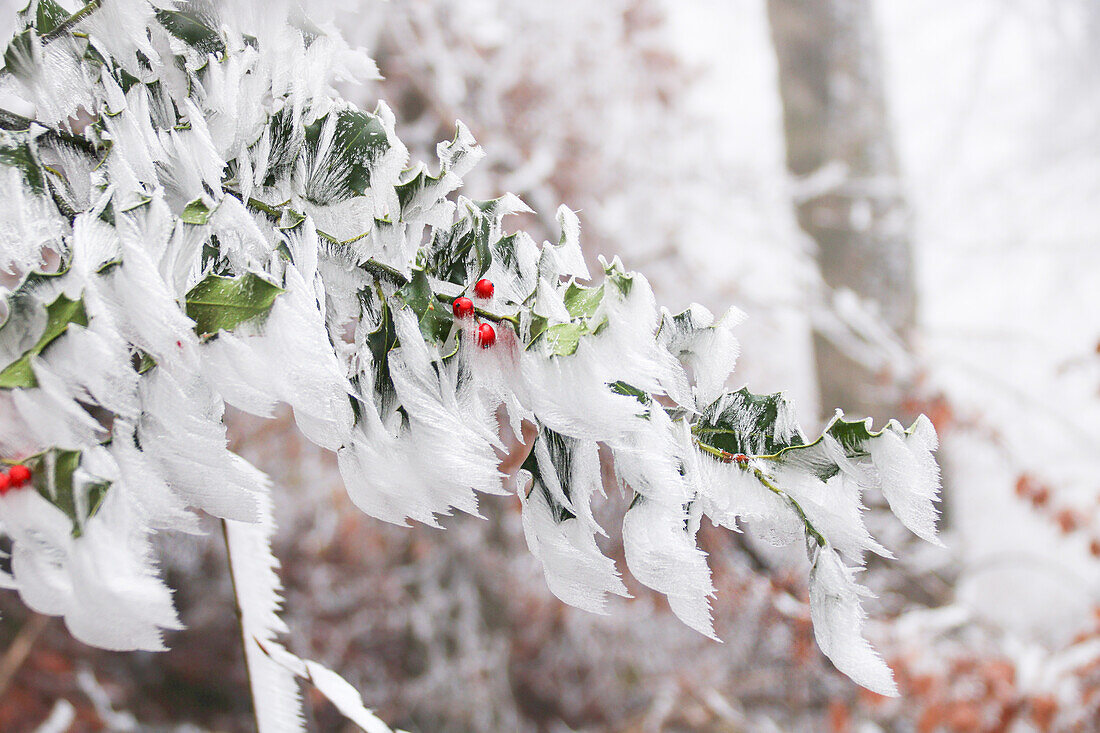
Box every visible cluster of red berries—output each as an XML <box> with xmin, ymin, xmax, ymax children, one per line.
<box><xmin>452</xmin><ymin>278</ymin><xmax>497</xmax><ymax>349</ymax></box>
<box><xmin>0</xmin><ymin>464</ymin><xmax>32</xmax><ymax>495</ymax></box>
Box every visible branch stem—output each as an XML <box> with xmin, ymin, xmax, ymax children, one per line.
<box><xmin>694</xmin><ymin>438</ymin><xmax>825</xmax><ymax>547</ymax></box>
<box><xmin>434</xmin><ymin>293</ymin><xmax>518</xmax><ymax>326</ymax></box>
<box><xmin>221</xmin><ymin>519</ymin><xmax>259</xmax><ymax>729</ymax></box>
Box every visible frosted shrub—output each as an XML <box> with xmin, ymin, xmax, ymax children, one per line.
<box><xmin>0</xmin><ymin>0</ymin><xmax>942</xmax><ymax>727</ymax></box>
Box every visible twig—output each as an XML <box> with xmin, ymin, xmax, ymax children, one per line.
<box><xmin>0</xmin><ymin>612</ymin><xmax>50</xmax><ymax>699</ymax></box>
<box><xmin>221</xmin><ymin>518</ymin><xmax>259</xmax><ymax>729</ymax></box>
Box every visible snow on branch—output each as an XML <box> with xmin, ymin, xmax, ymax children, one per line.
<box><xmin>0</xmin><ymin>0</ymin><xmax>942</xmax><ymax>718</ymax></box>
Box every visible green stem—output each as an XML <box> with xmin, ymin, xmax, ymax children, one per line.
<box><xmin>694</xmin><ymin>438</ymin><xmax>826</xmax><ymax>547</ymax></box>
<box><xmin>434</xmin><ymin>293</ymin><xmax>518</xmax><ymax>327</ymax></box>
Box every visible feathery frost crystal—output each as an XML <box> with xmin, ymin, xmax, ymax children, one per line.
<box><xmin>0</xmin><ymin>0</ymin><xmax>942</xmax><ymax>724</ymax></box>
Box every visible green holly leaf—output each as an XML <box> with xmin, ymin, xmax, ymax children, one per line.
<box><xmin>765</xmin><ymin>412</ymin><xmax>929</xmax><ymax>481</ymax></box>
<box><xmin>602</xmin><ymin>257</ymin><xmax>635</xmax><ymax>297</ymax></box>
<box><xmin>32</xmin><ymin>0</ymin><xmax>68</xmax><ymax>34</ymax></box>
<box><xmin>399</xmin><ymin>269</ymin><xmax>453</xmax><ymax>344</ymax></box>
<box><xmin>303</xmin><ymin>106</ymin><xmax>389</xmax><ymax>203</ymax></box>
<box><xmin>694</xmin><ymin>388</ymin><xmax>931</xmax><ymax>483</ymax></box>
<box><xmin>23</xmin><ymin>448</ymin><xmax>110</xmax><ymax>537</ymax></box>
<box><xmin>609</xmin><ymin>380</ymin><xmax>651</xmax><ymax>406</ymax></box>
<box><xmin>0</xmin><ymin>130</ymin><xmax>46</xmax><ymax>194</ymax></box>
<box><xmin>258</xmin><ymin>107</ymin><xmax>303</xmax><ymax>187</ymax></box>
<box><xmin>520</xmin><ymin>427</ymin><xmax>579</xmax><ymax>523</ymax></box>
<box><xmin>563</xmin><ymin>282</ymin><xmax>604</xmax><ymax>319</ymax></box>
<box><xmin>544</xmin><ymin>322</ymin><xmax>587</xmax><ymax>356</ymax></box>
<box><xmin>424</xmin><ymin>196</ymin><xmax>529</xmax><ymax>288</ymax></box>
<box><xmin>180</xmin><ymin>198</ymin><xmax>211</xmax><ymax>225</ymax></box>
<box><xmin>490</xmin><ymin>231</ymin><xmax>538</xmax><ymax>302</ymax></box>
<box><xmin>395</xmin><ymin>123</ymin><xmax>480</xmax><ymax>217</ymax></box>
<box><xmin>365</xmin><ymin>295</ymin><xmax>399</xmax><ymax>413</ymax></box>
<box><xmin>3</xmin><ymin>30</ymin><xmax>37</xmax><ymax>79</ymax></box>
<box><xmin>185</xmin><ymin>273</ymin><xmax>283</xmax><ymax>337</ymax></box>
<box><xmin>527</xmin><ymin>313</ymin><xmax>608</xmax><ymax>356</ymax></box>
<box><xmin>693</xmin><ymin>388</ymin><xmax>806</xmax><ymax>457</ymax></box>
<box><xmin>155</xmin><ymin>7</ymin><xmax>225</xmax><ymax>56</ymax></box>
<box><xmin>0</xmin><ymin>293</ymin><xmax>87</xmax><ymax>389</ymax></box>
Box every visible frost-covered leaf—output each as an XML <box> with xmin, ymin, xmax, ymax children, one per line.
<box><xmin>180</xmin><ymin>198</ymin><xmax>211</xmax><ymax>225</ymax></box>
<box><xmin>154</xmin><ymin>6</ymin><xmax>225</xmax><ymax>57</ymax></box>
<box><xmin>766</xmin><ymin>411</ymin><xmax>943</xmax><ymax>545</ymax></box>
<box><xmin>518</xmin><ymin>427</ymin><xmax>625</xmax><ymax>612</ymax></box>
<box><xmin>562</xmin><ymin>282</ymin><xmax>604</xmax><ymax>319</ymax></box>
<box><xmin>425</xmin><ymin>195</ymin><xmax>530</xmax><ymax>288</ymax></box>
<box><xmin>185</xmin><ymin>272</ymin><xmax>284</xmax><ymax>337</ymax></box>
<box><xmin>0</xmin><ymin>130</ymin><xmax>47</xmax><ymax>194</ymax></box>
<box><xmin>622</xmin><ymin>495</ymin><xmax>717</xmax><ymax>639</ymax></box>
<box><xmin>21</xmin><ymin>448</ymin><xmax>110</xmax><ymax>535</ymax></box>
<box><xmin>694</xmin><ymin>387</ymin><xmax>805</xmax><ymax>457</ymax></box>
<box><xmin>809</xmin><ymin>544</ymin><xmax>899</xmax><ymax>697</ymax></box>
<box><xmin>395</xmin><ymin>121</ymin><xmax>482</xmax><ymax>218</ymax></box>
<box><xmin>30</xmin><ymin>0</ymin><xmax>69</xmax><ymax>35</ymax></box>
<box><xmin>302</xmin><ymin>661</ymin><xmax>405</xmax><ymax>733</ymax></box>
<box><xmin>0</xmin><ymin>293</ymin><xmax>87</xmax><ymax>389</ymax></box>
<box><xmin>658</xmin><ymin>304</ymin><xmax>742</xmax><ymax>407</ymax></box>
<box><xmin>304</xmin><ymin>105</ymin><xmax>391</xmax><ymax>203</ymax></box>
<box><xmin>398</xmin><ymin>269</ymin><xmax>453</xmax><ymax>344</ymax></box>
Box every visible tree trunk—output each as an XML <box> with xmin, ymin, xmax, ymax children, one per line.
<box><xmin>766</xmin><ymin>0</ymin><xmax>917</xmax><ymax>425</ymax></box>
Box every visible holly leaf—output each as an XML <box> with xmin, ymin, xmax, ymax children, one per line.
<box><xmin>304</xmin><ymin>106</ymin><xmax>389</xmax><ymax>203</ymax></box>
<box><xmin>365</xmin><ymin>296</ymin><xmax>399</xmax><ymax>413</ymax></box>
<box><xmin>693</xmin><ymin>388</ymin><xmax>806</xmax><ymax>457</ymax></box>
<box><xmin>185</xmin><ymin>273</ymin><xmax>283</xmax><ymax>337</ymax></box>
<box><xmin>563</xmin><ymin>282</ymin><xmax>604</xmax><ymax>319</ymax></box>
<box><xmin>766</xmin><ymin>411</ymin><xmax>931</xmax><ymax>481</ymax></box>
<box><xmin>3</xmin><ymin>30</ymin><xmax>37</xmax><ymax>79</ymax></box>
<box><xmin>602</xmin><ymin>256</ymin><xmax>635</xmax><ymax>297</ymax></box>
<box><xmin>31</xmin><ymin>0</ymin><xmax>68</xmax><ymax>34</ymax></box>
<box><xmin>155</xmin><ymin>7</ymin><xmax>225</xmax><ymax>56</ymax></box>
<box><xmin>609</xmin><ymin>380</ymin><xmax>651</xmax><ymax>408</ymax></box>
<box><xmin>520</xmin><ymin>428</ymin><xmax>579</xmax><ymax>523</ymax></box>
<box><xmin>399</xmin><ymin>269</ymin><xmax>453</xmax><ymax>344</ymax></box>
<box><xmin>0</xmin><ymin>130</ymin><xmax>46</xmax><ymax>194</ymax></box>
<box><xmin>424</xmin><ymin>196</ymin><xmax>531</xmax><ymax>288</ymax></box>
<box><xmin>0</xmin><ymin>293</ymin><xmax>87</xmax><ymax>389</ymax></box>
<box><xmin>23</xmin><ymin>448</ymin><xmax>110</xmax><ymax>536</ymax></box>
<box><xmin>395</xmin><ymin>122</ymin><xmax>481</xmax><ymax>217</ymax></box>
<box><xmin>259</xmin><ymin>107</ymin><xmax>303</xmax><ymax>187</ymax></box>
<box><xmin>544</xmin><ymin>322</ymin><xmax>585</xmax><ymax>356</ymax></box>
<box><xmin>180</xmin><ymin>198</ymin><xmax>211</xmax><ymax>225</ymax></box>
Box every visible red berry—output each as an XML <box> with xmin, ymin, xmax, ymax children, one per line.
<box><xmin>8</xmin><ymin>464</ymin><xmax>30</xmax><ymax>487</ymax></box>
<box><xmin>0</xmin><ymin>472</ymin><xmax>9</xmax><ymax>495</ymax></box>
<box><xmin>452</xmin><ymin>296</ymin><xmax>475</xmax><ymax>319</ymax></box>
<box><xmin>473</xmin><ymin>279</ymin><xmax>494</xmax><ymax>299</ymax></box>
<box><xmin>477</xmin><ymin>323</ymin><xmax>496</xmax><ymax>348</ymax></box>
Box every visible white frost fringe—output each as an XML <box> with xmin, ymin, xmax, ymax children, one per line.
<box><xmin>224</xmin><ymin>469</ymin><xmax>403</xmax><ymax>732</ymax></box>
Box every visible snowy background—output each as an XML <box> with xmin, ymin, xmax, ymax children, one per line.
<box><xmin>1</xmin><ymin>0</ymin><xmax>1097</xmax><ymax>730</ymax></box>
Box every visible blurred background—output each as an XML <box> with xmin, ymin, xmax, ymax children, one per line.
<box><xmin>1</xmin><ymin>0</ymin><xmax>1099</xmax><ymax>730</ymax></box>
